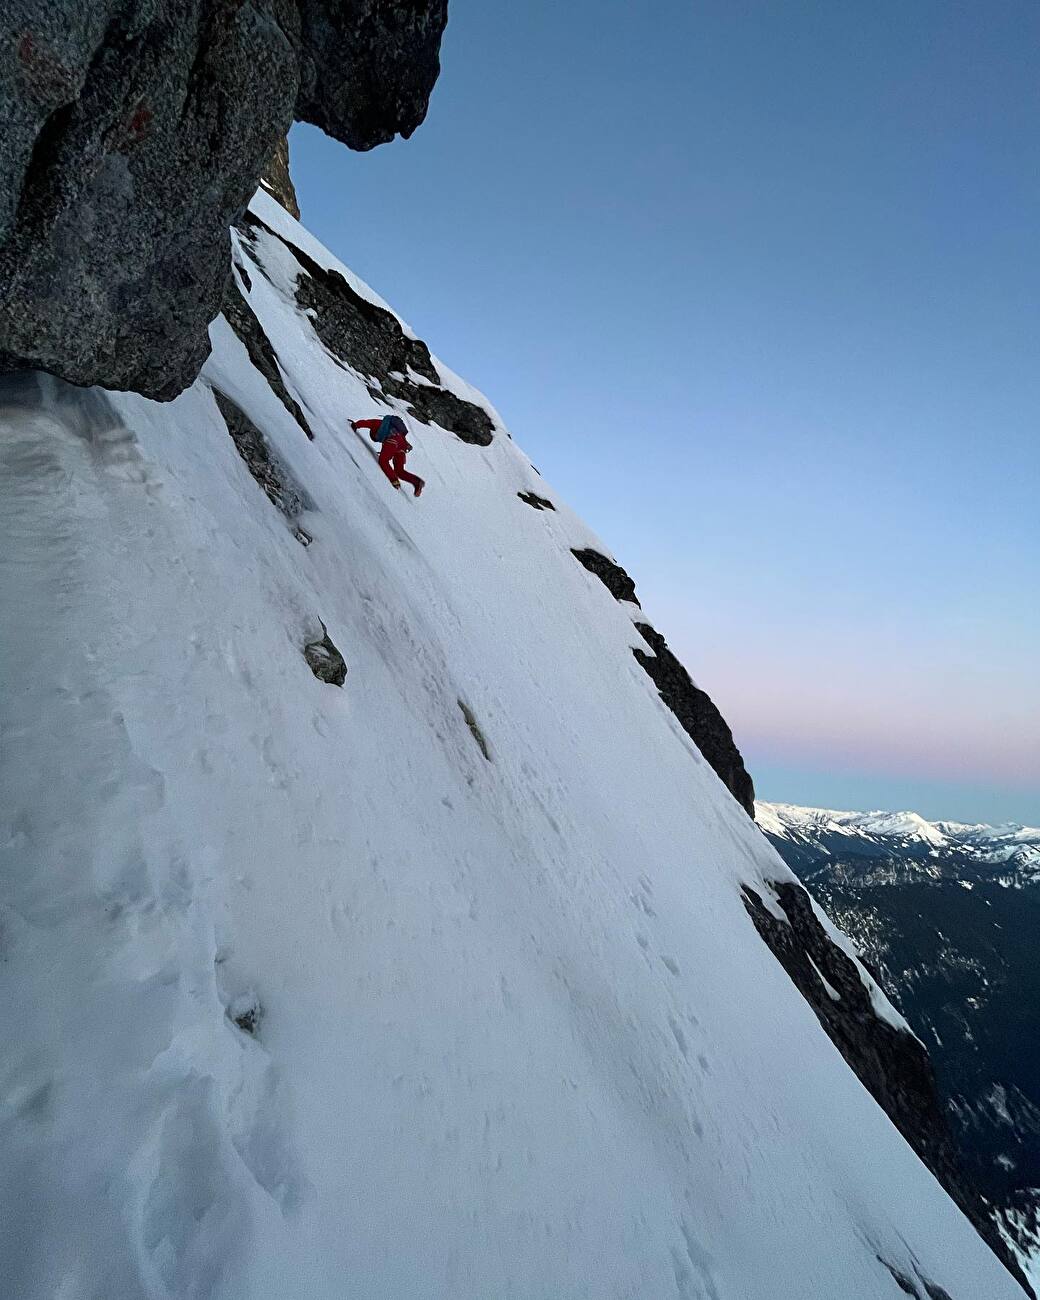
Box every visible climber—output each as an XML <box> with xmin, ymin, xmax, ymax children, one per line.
<box><xmin>351</xmin><ymin>414</ymin><xmax>425</xmax><ymax>498</ymax></box>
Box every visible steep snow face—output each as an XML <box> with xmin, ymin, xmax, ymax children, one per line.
<box><xmin>0</xmin><ymin>195</ymin><xmax>1025</xmax><ymax>1300</ymax></box>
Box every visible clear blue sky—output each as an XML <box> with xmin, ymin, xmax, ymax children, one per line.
<box><xmin>288</xmin><ymin>0</ymin><xmax>1040</xmax><ymax>826</ymax></box>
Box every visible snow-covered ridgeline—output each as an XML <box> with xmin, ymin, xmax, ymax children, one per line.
<box><xmin>757</xmin><ymin>802</ymin><xmax>949</xmax><ymax>846</ymax></box>
<box><xmin>758</xmin><ymin>801</ymin><xmax>1040</xmax><ymax>874</ymax></box>
<box><xmin>0</xmin><ymin>193</ymin><xmax>1026</xmax><ymax>1298</ymax></box>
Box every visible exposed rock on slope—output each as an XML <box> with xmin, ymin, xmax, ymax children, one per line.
<box><xmin>517</xmin><ymin>489</ymin><xmax>555</xmax><ymax>510</ymax></box>
<box><xmin>303</xmin><ymin>621</ymin><xmax>347</xmax><ymax>686</ymax></box>
<box><xmin>241</xmin><ymin>210</ymin><xmax>495</xmax><ymax>444</ymax></box>
<box><xmin>571</xmin><ymin>547</ymin><xmax>641</xmax><ymax>605</ymax></box>
<box><xmin>0</xmin><ymin>0</ymin><xmax>447</xmax><ymax>398</ymax></box>
<box><xmin>212</xmin><ymin>387</ymin><xmax>309</xmax><ymax>518</ymax></box>
<box><xmin>633</xmin><ymin>622</ymin><xmax>756</xmax><ymax>817</ymax></box>
<box><xmin>223</xmin><ymin>259</ymin><xmax>314</xmax><ymax>439</ymax></box>
<box><xmin>262</xmin><ymin>136</ymin><xmax>300</xmax><ymax>219</ymax></box>
<box><xmin>742</xmin><ymin>878</ymin><xmax>1032</xmax><ymax>1296</ymax></box>
<box><xmin>570</xmin><ymin>546</ymin><xmax>756</xmax><ymax>817</ymax></box>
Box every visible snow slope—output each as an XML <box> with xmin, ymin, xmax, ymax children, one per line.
<box><xmin>0</xmin><ymin>193</ymin><xmax>1025</xmax><ymax>1299</ymax></box>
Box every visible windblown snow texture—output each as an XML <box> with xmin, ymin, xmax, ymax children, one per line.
<box><xmin>0</xmin><ymin>191</ymin><xmax>1028</xmax><ymax>1299</ymax></box>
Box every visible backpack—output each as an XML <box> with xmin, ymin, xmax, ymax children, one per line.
<box><xmin>372</xmin><ymin>414</ymin><xmax>407</xmax><ymax>443</ymax></box>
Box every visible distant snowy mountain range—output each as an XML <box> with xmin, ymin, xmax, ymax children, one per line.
<box><xmin>760</xmin><ymin>801</ymin><xmax>1040</xmax><ymax>1289</ymax></box>
<box><xmin>757</xmin><ymin>802</ymin><xmax>1040</xmax><ymax>884</ymax></box>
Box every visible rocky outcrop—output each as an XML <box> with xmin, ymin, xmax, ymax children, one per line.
<box><xmin>0</xmin><ymin>0</ymin><xmax>448</xmax><ymax>399</ymax></box>
<box><xmin>458</xmin><ymin>700</ymin><xmax>491</xmax><ymax>761</ymax></box>
<box><xmin>517</xmin><ymin>490</ymin><xmax>555</xmax><ymax>511</ymax></box>
<box><xmin>294</xmin><ymin>1</ymin><xmax>445</xmax><ymax>151</ymax></box>
<box><xmin>382</xmin><ymin>378</ymin><xmax>495</xmax><ymax>446</ymax></box>
<box><xmin>572</xmin><ymin>548</ymin><xmax>640</xmax><ymax>605</ymax></box>
<box><xmin>633</xmin><ymin>623</ymin><xmax>755</xmax><ymax>816</ymax></box>
<box><xmin>212</xmin><ymin>388</ymin><xmax>309</xmax><ymax>518</ymax></box>
<box><xmin>263</xmin><ymin>136</ymin><xmax>300</xmax><ymax>219</ymax></box>
<box><xmin>570</xmin><ymin>547</ymin><xmax>755</xmax><ymax>816</ymax></box>
<box><xmin>303</xmin><ymin>621</ymin><xmax>347</xmax><ymax>686</ymax></box>
<box><xmin>242</xmin><ymin>211</ymin><xmax>495</xmax><ymax>445</ymax></box>
<box><xmin>879</xmin><ymin>1257</ymin><xmax>955</xmax><ymax>1300</ymax></box>
<box><xmin>742</xmin><ymin>879</ymin><xmax>1035</xmax><ymax>1299</ymax></box>
<box><xmin>223</xmin><ymin>259</ymin><xmax>313</xmax><ymax>439</ymax></box>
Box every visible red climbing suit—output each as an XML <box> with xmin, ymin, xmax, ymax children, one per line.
<box><xmin>378</xmin><ymin>435</ymin><xmax>424</xmax><ymax>493</ymax></box>
<box><xmin>352</xmin><ymin>419</ymin><xmax>424</xmax><ymax>493</ymax></box>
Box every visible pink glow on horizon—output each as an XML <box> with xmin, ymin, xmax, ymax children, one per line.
<box><xmin>673</xmin><ymin>643</ymin><xmax>1040</xmax><ymax>793</ymax></box>
<box><xmin>728</xmin><ymin>704</ymin><xmax>1037</xmax><ymax>788</ymax></box>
